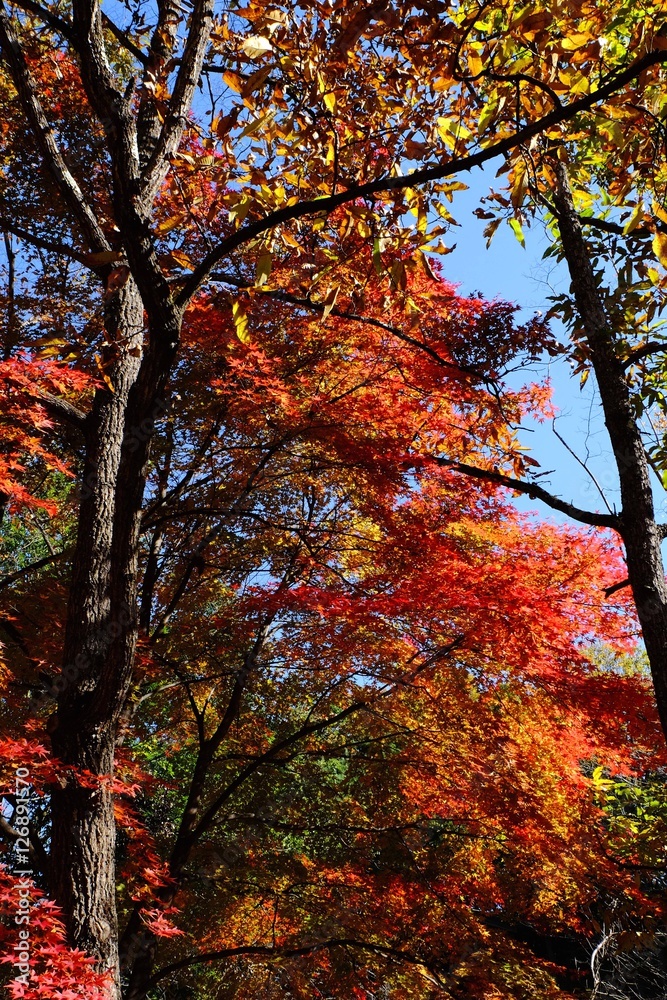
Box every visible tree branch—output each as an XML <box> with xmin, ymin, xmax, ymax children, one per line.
<box><xmin>187</xmin><ymin>637</ymin><xmax>464</xmax><ymax>849</ymax></box>
<box><xmin>223</xmin><ymin>815</ymin><xmax>481</xmax><ymax>837</ymax></box>
<box><xmin>149</xmin><ymin>938</ymin><xmax>449</xmax><ymax>989</ymax></box>
<box><xmin>578</xmin><ymin>215</ymin><xmax>655</xmax><ymax>239</ymax></box>
<box><xmin>603</xmin><ymin>577</ymin><xmax>630</xmax><ymax>598</ymax></box>
<box><xmin>551</xmin><ymin>160</ymin><xmax>667</xmax><ymax>740</ymax></box>
<box><xmin>177</xmin><ymin>47</ymin><xmax>667</xmax><ymax>305</ymax></box>
<box><xmin>209</xmin><ymin>272</ymin><xmax>483</xmax><ymax>381</ymax></box>
<box><xmin>39</xmin><ymin>391</ymin><xmax>88</xmax><ymax>429</ymax></box>
<box><xmin>140</xmin><ymin>0</ymin><xmax>214</xmax><ymax>202</ymax></box>
<box><xmin>186</xmin><ymin>701</ymin><xmax>367</xmax><ymax>851</ymax></box>
<box><xmin>11</xmin><ymin>0</ymin><xmax>72</xmax><ymax>39</ymax></box>
<box><xmin>435</xmin><ymin>457</ymin><xmax>620</xmax><ymax>529</ymax></box>
<box><xmin>120</xmin><ymin>638</ymin><xmax>463</xmax><ymax>988</ymax></box>
<box><xmin>0</xmin><ymin>552</ymin><xmax>64</xmax><ymax>595</ymax></box>
<box><xmin>0</xmin><ymin>3</ymin><xmax>109</xmax><ymax>251</ymax></box>
<box><xmin>71</xmin><ymin>0</ymin><xmax>141</xmax><ymax>189</ymax></box>
<box><xmin>136</xmin><ymin>0</ymin><xmax>185</xmax><ymax>172</ymax></box>
<box><xmin>101</xmin><ymin>12</ymin><xmax>148</xmax><ymax>65</ymax></box>
<box><xmin>164</xmin><ymin>626</ymin><xmax>271</xmax><ymax>878</ymax></box>
<box><xmin>624</xmin><ymin>340</ymin><xmax>667</xmax><ymax>368</ymax></box>
<box><xmin>0</xmin><ymin>812</ymin><xmax>50</xmax><ymax>877</ymax></box>
<box><xmin>0</xmin><ymin>219</ymin><xmax>94</xmax><ymax>268</ymax></box>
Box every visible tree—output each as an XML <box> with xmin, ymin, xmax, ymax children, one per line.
<box><xmin>405</xmin><ymin>2</ymin><xmax>667</xmax><ymax>746</ymax></box>
<box><xmin>1</xmin><ymin>260</ymin><xmax>662</xmax><ymax>998</ymax></box>
<box><xmin>1</xmin><ymin>0</ymin><xmax>667</xmax><ymax>997</ymax></box>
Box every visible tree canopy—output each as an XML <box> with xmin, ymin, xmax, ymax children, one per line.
<box><xmin>2</xmin><ymin>1</ymin><xmax>667</xmax><ymax>998</ymax></box>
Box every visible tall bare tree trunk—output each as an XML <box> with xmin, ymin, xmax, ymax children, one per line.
<box><xmin>552</xmin><ymin>161</ymin><xmax>667</xmax><ymax>740</ymax></box>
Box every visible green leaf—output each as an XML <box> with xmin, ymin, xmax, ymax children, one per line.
<box><xmin>508</xmin><ymin>218</ymin><xmax>525</xmax><ymax>248</ymax></box>
<box><xmin>477</xmin><ymin>99</ymin><xmax>498</xmax><ymax>135</ymax></box>
<box><xmin>372</xmin><ymin>238</ymin><xmax>383</xmax><ymax>274</ymax></box>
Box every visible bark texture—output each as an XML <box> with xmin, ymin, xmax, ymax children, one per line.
<box><xmin>49</xmin><ymin>278</ymin><xmax>145</xmax><ymax>999</ymax></box>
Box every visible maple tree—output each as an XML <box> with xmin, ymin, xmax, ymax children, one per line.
<box><xmin>0</xmin><ymin>1</ymin><xmax>667</xmax><ymax>998</ymax></box>
<box><xmin>2</xmin><ymin>262</ymin><xmax>664</xmax><ymax>999</ymax></box>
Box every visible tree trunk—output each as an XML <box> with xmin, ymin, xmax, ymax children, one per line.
<box><xmin>49</xmin><ymin>278</ymin><xmax>145</xmax><ymax>999</ymax></box>
<box><xmin>552</xmin><ymin>160</ymin><xmax>667</xmax><ymax>739</ymax></box>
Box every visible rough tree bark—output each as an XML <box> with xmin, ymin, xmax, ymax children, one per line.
<box><xmin>49</xmin><ymin>279</ymin><xmax>145</xmax><ymax>995</ymax></box>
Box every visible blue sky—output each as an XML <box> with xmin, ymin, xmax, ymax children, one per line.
<box><xmin>441</xmin><ymin>166</ymin><xmax>637</xmax><ymax>524</ymax></box>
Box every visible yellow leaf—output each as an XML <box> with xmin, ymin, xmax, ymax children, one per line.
<box><xmin>322</xmin><ymin>286</ymin><xmax>339</xmax><ymax>320</ymax></box>
<box><xmin>434</xmin><ymin>201</ymin><xmax>457</xmax><ymax>224</ymax></box>
<box><xmin>265</xmin><ymin>8</ymin><xmax>287</xmax><ymax>26</ymax></box>
<box><xmin>94</xmin><ymin>354</ymin><xmax>115</xmax><ymax>392</ymax></box>
<box><xmin>242</xmin><ymin>65</ymin><xmax>272</xmax><ymax>96</ymax></box>
<box><xmin>467</xmin><ymin>52</ymin><xmax>484</xmax><ymax>77</ymax></box>
<box><xmin>427</xmin><ymin>240</ymin><xmax>454</xmax><ymax>255</ymax></box>
<box><xmin>560</xmin><ymin>32</ymin><xmax>593</xmax><ymax>50</ymax></box>
<box><xmin>255</xmin><ymin>252</ymin><xmax>272</xmax><ymax>286</ymax></box>
<box><xmin>323</xmin><ymin>91</ymin><xmax>336</xmax><ymax>113</ymax></box>
<box><xmin>229</xmin><ymin>198</ymin><xmax>252</xmax><ymax>226</ymax></box>
<box><xmin>223</xmin><ymin>70</ymin><xmax>244</xmax><ymax>93</ymax></box>
<box><xmin>232</xmin><ymin>300</ymin><xmax>250</xmax><ymax>343</ymax></box>
<box><xmin>599</xmin><ymin>121</ymin><xmax>624</xmax><ymax>147</ymax></box>
<box><xmin>390</xmin><ymin>260</ymin><xmax>407</xmax><ymax>290</ymax></box>
<box><xmin>281</xmin><ymin>230</ymin><xmax>301</xmax><ymax>249</ymax></box>
<box><xmin>570</xmin><ymin>75</ymin><xmax>589</xmax><ymax>95</ymax></box>
<box><xmin>420</xmin><ymin>253</ymin><xmax>439</xmax><ymax>282</ymax></box>
<box><xmin>166</xmin><ymin>249</ymin><xmax>194</xmax><ymax>270</ymax></box>
<box><xmin>432</xmin><ymin>75</ymin><xmax>451</xmax><ymax>92</ymax></box>
<box><xmin>86</xmin><ymin>250</ymin><xmax>124</xmax><ymax>266</ymax></box>
<box><xmin>653</xmin><ymin>232</ymin><xmax>667</xmax><ymax>268</ymax></box>
<box><xmin>239</xmin><ymin>113</ymin><xmax>271</xmax><ymax>138</ymax></box>
<box><xmin>157</xmin><ymin>214</ymin><xmax>185</xmax><ymax>234</ymax></box>
<box><xmin>622</xmin><ymin>203</ymin><xmax>644</xmax><ymax>235</ymax></box>
<box><xmin>478</xmin><ymin>99</ymin><xmax>498</xmax><ymax>135</ymax></box>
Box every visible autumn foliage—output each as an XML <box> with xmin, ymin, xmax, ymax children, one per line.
<box><xmin>0</xmin><ymin>251</ymin><xmax>661</xmax><ymax>998</ymax></box>
<box><xmin>2</xmin><ymin>1</ymin><xmax>667</xmax><ymax>998</ymax></box>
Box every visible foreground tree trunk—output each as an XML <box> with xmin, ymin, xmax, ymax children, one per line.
<box><xmin>0</xmin><ymin>0</ymin><xmax>212</xmax><ymax>985</ymax></box>
<box><xmin>47</xmin><ymin>279</ymin><xmax>143</xmax><ymax>997</ymax></box>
